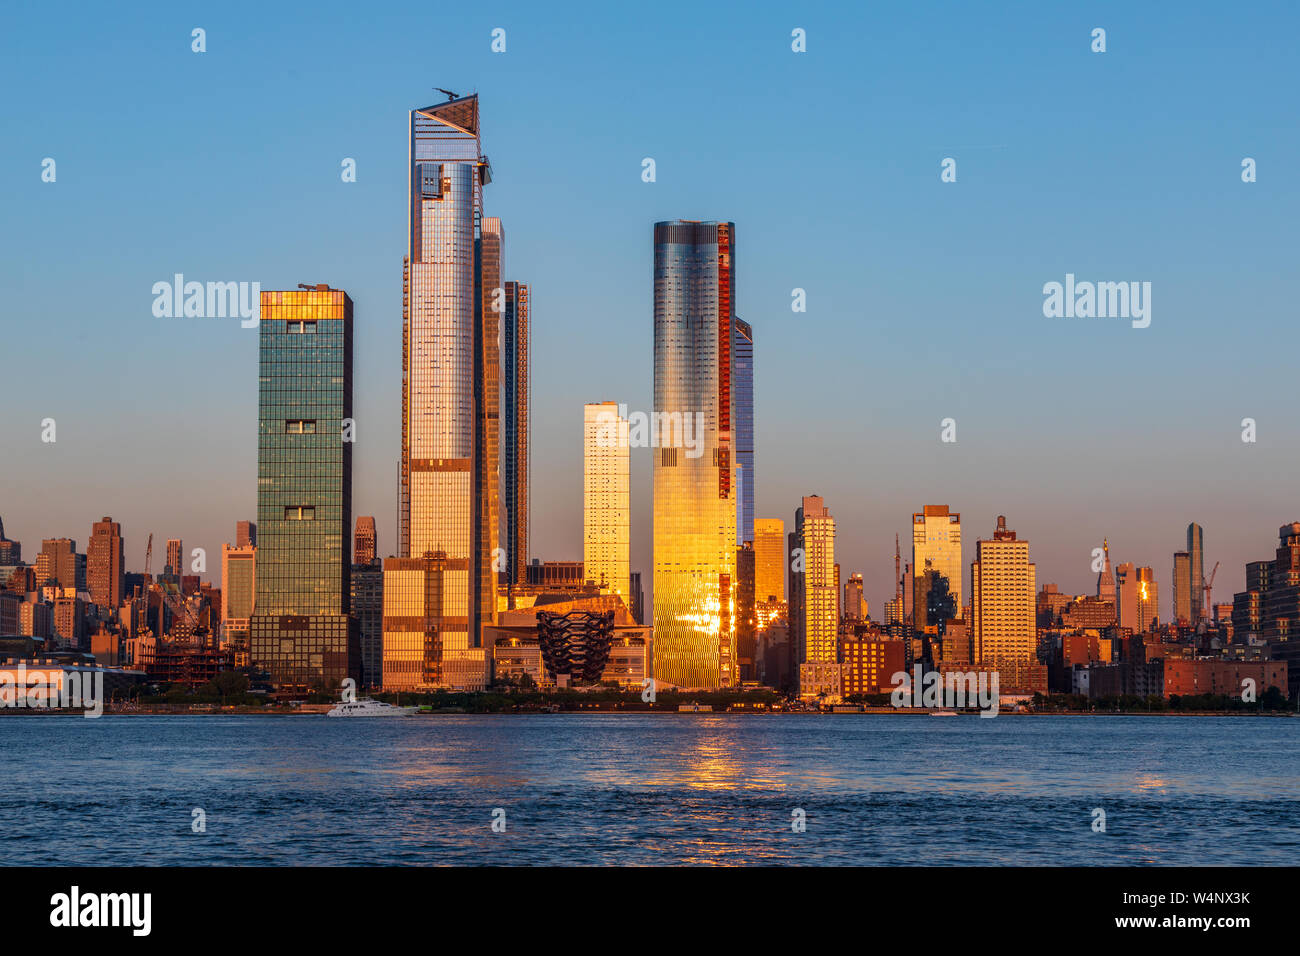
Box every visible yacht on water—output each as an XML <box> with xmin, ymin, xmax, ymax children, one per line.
<box><xmin>325</xmin><ymin>698</ymin><xmax>418</xmax><ymax>717</ymax></box>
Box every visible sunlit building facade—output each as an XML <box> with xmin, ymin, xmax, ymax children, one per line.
<box><xmin>914</xmin><ymin>505</ymin><xmax>962</xmax><ymax>610</ymax></box>
<box><xmin>503</xmin><ymin>281</ymin><xmax>530</xmax><ymax>584</ymax></box>
<box><xmin>793</xmin><ymin>496</ymin><xmax>837</xmax><ymax>666</ymax></box>
<box><xmin>399</xmin><ymin>95</ymin><xmax>497</xmax><ymax>658</ymax></box>
<box><xmin>971</xmin><ymin>516</ymin><xmax>1036</xmax><ymax>667</ymax></box>
<box><xmin>249</xmin><ymin>286</ymin><xmax>358</xmax><ymax>691</ymax></box>
<box><xmin>651</xmin><ymin>220</ymin><xmax>737</xmax><ymax>689</ymax></box>
<box><xmin>381</xmin><ymin>552</ymin><xmax>446</xmax><ymax>692</ymax></box>
<box><xmin>753</xmin><ymin>518</ymin><xmax>786</xmax><ymax>604</ymax></box>
<box><xmin>733</xmin><ymin>317</ymin><xmax>754</xmax><ymax>547</ymax></box>
<box><xmin>220</xmin><ymin>542</ymin><xmax>255</xmax><ymax>651</ymax></box>
<box><xmin>583</xmin><ymin>402</ymin><xmax>630</xmax><ymax>602</ymax></box>
<box><xmin>87</xmin><ymin>516</ymin><xmax>124</xmax><ymax>610</ymax></box>
<box><xmin>1187</xmin><ymin>522</ymin><xmax>1204</xmax><ymax>624</ymax></box>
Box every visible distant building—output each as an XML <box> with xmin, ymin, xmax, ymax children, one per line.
<box><xmin>37</xmin><ymin>539</ymin><xmax>81</xmax><ymax>592</ymax></box>
<box><xmin>583</xmin><ymin>402</ymin><xmax>630</xmax><ymax>602</ymax></box>
<box><xmin>351</xmin><ymin>561</ymin><xmax>383</xmax><ymax>687</ymax></box>
<box><xmin>840</xmin><ymin>631</ymin><xmax>906</xmax><ymax>696</ymax></box>
<box><xmin>236</xmin><ymin>520</ymin><xmax>257</xmax><ymax>549</ymax></box>
<box><xmin>1116</xmin><ymin>563</ymin><xmax>1158</xmax><ymax>633</ymax></box>
<box><xmin>753</xmin><ymin>518</ymin><xmax>785</xmax><ymax>604</ymax></box>
<box><xmin>1172</xmin><ymin>551</ymin><xmax>1191</xmax><ymax>624</ymax></box>
<box><xmin>1187</xmin><ymin>523</ymin><xmax>1205</xmax><ymax>625</ymax></box>
<box><xmin>220</xmin><ymin>543</ymin><xmax>256</xmax><ymax>654</ymax></box>
<box><xmin>526</xmin><ymin>560</ymin><xmax>585</xmax><ymax>588</ymax></box>
<box><xmin>736</xmin><ymin>543</ymin><xmax>756</xmax><ymax>681</ymax></box>
<box><xmin>971</xmin><ymin>516</ymin><xmax>1037</xmax><ymax>683</ymax></box>
<box><xmin>792</xmin><ymin>496</ymin><xmax>836</xmax><ymax>698</ymax></box>
<box><xmin>0</xmin><ymin>517</ymin><xmax>20</xmax><ymax>565</ymax></box>
<box><xmin>166</xmin><ymin>539</ymin><xmax>183</xmax><ymax>577</ymax></box>
<box><xmin>353</xmin><ymin>516</ymin><xmax>377</xmax><ymax>565</ymax></box>
<box><xmin>629</xmin><ymin>571</ymin><xmax>644</xmax><ymax>626</ymax></box>
<box><xmin>733</xmin><ymin>317</ymin><xmax>754</xmax><ymax>548</ymax></box>
<box><xmin>843</xmin><ymin>573</ymin><xmax>867</xmax><ymax>622</ymax></box>
<box><xmin>1164</xmin><ymin>658</ymin><xmax>1286</xmax><ymax>699</ymax></box>
<box><xmin>914</xmin><ymin>506</ymin><xmax>962</xmax><ymax>610</ymax></box>
<box><xmin>87</xmin><ymin>517</ymin><xmax>124</xmax><ymax>611</ymax></box>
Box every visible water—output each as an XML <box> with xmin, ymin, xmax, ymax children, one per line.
<box><xmin>1</xmin><ymin>714</ymin><xmax>1295</xmax><ymax>865</ymax></box>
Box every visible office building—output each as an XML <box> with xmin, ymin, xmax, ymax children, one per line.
<box><xmin>583</xmin><ymin>402</ymin><xmax>630</xmax><ymax>602</ymax></box>
<box><xmin>503</xmin><ymin>280</ymin><xmax>530</xmax><ymax>584</ymax></box>
<box><xmin>733</xmin><ymin>317</ymin><xmax>754</xmax><ymax>547</ymax></box>
<box><xmin>354</xmin><ymin>516</ymin><xmax>377</xmax><ymax>566</ymax></box>
<box><xmin>87</xmin><ymin>517</ymin><xmax>124</xmax><ymax>611</ymax></box>
<box><xmin>971</xmin><ymin>516</ymin><xmax>1037</xmax><ymax>668</ymax></box>
<box><xmin>651</xmin><ymin>220</ymin><xmax>738</xmax><ymax>689</ymax></box>
<box><xmin>1187</xmin><ymin>523</ymin><xmax>1205</xmax><ymax>624</ymax></box>
<box><xmin>913</xmin><ymin>506</ymin><xmax>962</xmax><ymax>609</ymax></box>
<box><xmin>249</xmin><ymin>286</ymin><xmax>358</xmax><ymax>691</ymax></box>
<box><xmin>753</xmin><ymin>518</ymin><xmax>785</xmax><ymax>604</ymax></box>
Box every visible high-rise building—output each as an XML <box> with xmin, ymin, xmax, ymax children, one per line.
<box><xmin>583</xmin><ymin>402</ymin><xmax>630</xmax><ymax>602</ymax></box>
<box><xmin>733</xmin><ymin>317</ymin><xmax>754</xmax><ymax>548</ymax></box>
<box><xmin>1187</xmin><ymin>522</ymin><xmax>1205</xmax><ymax>624</ymax></box>
<box><xmin>913</xmin><ymin>506</ymin><xmax>962</xmax><ymax>609</ymax></box>
<box><xmin>1116</xmin><ymin>562</ymin><xmax>1159</xmax><ymax>633</ymax></box>
<box><xmin>249</xmin><ymin>286</ymin><xmax>358</xmax><ymax>691</ymax></box>
<box><xmin>221</xmin><ymin>542</ymin><xmax>256</xmax><ymax>651</ymax></box>
<box><xmin>736</xmin><ymin>542</ymin><xmax>757</xmax><ymax>681</ymax></box>
<box><xmin>236</xmin><ymin>520</ymin><xmax>257</xmax><ymax>549</ymax></box>
<box><xmin>753</xmin><ymin>518</ymin><xmax>785</xmax><ymax>604</ymax></box>
<box><xmin>381</xmin><ymin>552</ymin><xmax>446</xmax><ymax>691</ymax></box>
<box><xmin>651</xmin><ymin>220</ymin><xmax>738</xmax><ymax>689</ymax></box>
<box><xmin>400</xmin><ymin>95</ymin><xmax>497</xmax><ymax>665</ymax></box>
<box><xmin>354</xmin><ymin>516</ymin><xmax>377</xmax><ymax>565</ymax></box>
<box><xmin>37</xmin><ymin>539</ymin><xmax>81</xmax><ymax>592</ymax></box>
<box><xmin>1173</xmin><ymin>551</ymin><xmax>1191</xmax><ymax>624</ymax></box>
<box><xmin>166</xmin><ymin>538</ymin><xmax>183</xmax><ymax>576</ymax></box>
<box><xmin>844</xmin><ymin>573</ymin><xmax>867</xmax><ymax>621</ymax></box>
<box><xmin>971</xmin><ymin>516</ymin><xmax>1036</xmax><ymax>668</ymax></box>
<box><xmin>1258</xmin><ymin>522</ymin><xmax>1300</xmax><ymax>698</ymax></box>
<box><xmin>503</xmin><ymin>280</ymin><xmax>530</xmax><ymax>584</ymax></box>
<box><xmin>0</xmin><ymin>517</ymin><xmax>19</xmax><ymax>565</ymax></box>
<box><xmin>351</xmin><ymin>560</ymin><xmax>383</xmax><ymax>687</ymax></box>
<box><xmin>1097</xmin><ymin>539</ymin><xmax>1116</xmax><ymax>602</ymax></box>
<box><xmin>87</xmin><ymin>517</ymin><xmax>124</xmax><ymax>610</ymax></box>
<box><xmin>792</xmin><ymin>496</ymin><xmax>837</xmax><ymax>666</ymax></box>
<box><xmin>629</xmin><ymin>571</ymin><xmax>644</xmax><ymax>626</ymax></box>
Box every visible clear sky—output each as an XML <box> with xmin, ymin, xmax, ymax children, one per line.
<box><xmin>2</xmin><ymin>0</ymin><xmax>1297</xmax><ymax>614</ymax></box>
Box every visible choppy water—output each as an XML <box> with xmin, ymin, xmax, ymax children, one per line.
<box><xmin>1</xmin><ymin>714</ymin><xmax>1294</xmax><ymax>865</ymax></box>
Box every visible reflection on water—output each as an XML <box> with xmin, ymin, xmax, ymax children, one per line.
<box><xmin>0</xmin><ymin>714</ymin><xmax>1294</xmax><ymax>865</ymax></box>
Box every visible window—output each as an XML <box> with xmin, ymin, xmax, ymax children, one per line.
<box><xmin>284</xmin><ymin>506</ymin><xmax>316</xmax><ymax>520</ymax></box>
<box><xmin>288</xmin><ymin>320</ymin><xmax>317</xmax><ymax>334</ymax></box>
<box><xmin>285</xmin><ymin>420</ymin><xmax>317</xmax><ymax>434</ymax></box>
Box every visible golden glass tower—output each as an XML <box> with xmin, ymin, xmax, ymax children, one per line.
<box><xmin>913</xmin><ymin>505</ymin><xmax>963</xmax><ymax>611</ymax></box>
<box><xmin>651</xmin><ymin>220</ymin><xmax>737</xmax><ymax>689</ymax></box>
<box><xmin>584</xmin><ymin>403</ymin><xmax>630</xmax><ymax>602</ymax></box>
<box><xmin>753</xmin><ymin>518</ymin><xmax>786</xmax><ymax>604</ymax></box>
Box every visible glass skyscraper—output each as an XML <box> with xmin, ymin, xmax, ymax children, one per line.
<box><xmin>503</xmin><ymin>281</ymin><xmax>530</xmax><ymax>584</ymax></box>
<box><xmin>652</xmin><ymin>220</ymin><xmax>738</xmax><ymax>689</ymax></box>
<box><xmin>400</xmin><ymin>95</ymin><xmax>497</xmax><ymax>665</ymax></box>
<box><xmin>584</xmin><ymin>402</ymin><xmax>630</xmax><ymax>602</ymax></box>
<box><xmin>249</xmin><ymin>285</ymin><xmax>358</xmax><ymax>691</ymax></box>
<box><xmin>1187</xmin><ymin>522</ymin><xmax>1204</xmax><ymax>624</ymax></box>
<box><xmin>733</xmin><ymin>317</ymin><xmax>754</xmax><ymax>548</ymax></box>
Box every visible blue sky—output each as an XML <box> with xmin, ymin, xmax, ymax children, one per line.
<box><xmin>2</xmin><ymin>0</ymin><xmax>1297</xmax><ymax>611</ymax></box>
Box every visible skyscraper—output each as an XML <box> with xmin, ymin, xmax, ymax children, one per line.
<box><xmin>354</xmin><ymin>516</ymin><xmax>377</xmax><ymax>565</ymax></box>
<box><xmin>733</xmin><ymin>317</ymin><xmax>754</xmax><ymax>548</ymax></box>
<box><xmin>793</xmin><ymin>496</ymin><xmax>837</xmax><ymax>663</ymax></box>
<box><xmin>1097</xmin><ymin>539</ymin><xmax>1116</xmax><ymax>602</ymax></box>
<box><xmin>1173</xmin><ymin>550</ymin><xmax>1191</xmax><ymax>624</ymax></box>
<box><xmin>37</xmin><ymin>539</ymin><xmax>81</xmax><ymax>592</ymax></box>
<box><xmin>249</xmin><ymin>285</ymin><xmax>358</xmax><ymax>690</ymax></box>
<box><xmin>651</xmin><ymin>220</ymin><xmax>738</xmax><ymax>689</ymax></box>
<box><xmin>753</xmin><ymin>518</ymin><xmax>785</xmax><ymax>604</ymax></box>
<box><xmin>1117</xmin><ymin>562</ymin><xmax>1159</xmax><ymax>632</ymax></box>
<box><xmin>503</xmin><ymin>280</ymin><xmax>530</xmax><ymax>584</ymax></box>
<box><xmin>87</xmin><ymin>517</ymin><xmax>124</xmax><ymax>610</ymax></box>
<box><xmin>971</xmin><ymin>516</ymin><xmax>1036</xmax><ymax>668</ymax></box>
<box><xmin>913</xmin><ymin>505</ymin><xmax>962</xmax><ymax>610</ymax></box>
<box><xmin>400</xmin><ymin>95</ymin><xmax>496</xmax><ymax>664</ymax></box>
<box><xmin>583</xmin><ymin>402</ymin><xmax>630</xmax><ymax>602</ymax></box>
<box><xmin>166</xmin><ymin>538</ymin><xmax>183</xmax><ymax>576</ymax></box>
<box><xmin>236</xmin><ymin>520</ymin><xmax>257</xmax><ymax>549</ymax></box>
<box><xmin>221</xmin><ymin>541</ymin><xmax>255</xmax><ymax>653</ymax></box>
<box><xmin>1187</xmin><ymin>522</ymin><xmax>1205</xmax><ymax>624</ymax></box>
<box><xmin>844</xmin><ymin>572</ymin><xmax>866</xmax><ymax>621</ymax></box>
<box><xmin>0</xmin><ymin>518</ymin><xmax>20</xmax><ymax>565</ymax></box>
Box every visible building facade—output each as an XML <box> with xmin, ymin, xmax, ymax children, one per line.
<box><xmin>87</xmin><ymin>517</ymin><xmax>124</xmax><ymax>611</ymax></box>
<box><xmin>971</xmin><ymin>516</ymin><xmax>1036</xmax><ymax>669</ymax></box>
<box><xmin>503</xmin><ymin>280</ymin><xmax>530</xmax><ymax>584</ymax></box>
<box><xmin>354</xmin><ymin>516</ymin><xmax>377</xmax><ymax>565</ymax></box>
<box><xmin>732</xmin><ymin>317</ymin><xmax>754</xmax><ymax>548</ymax></box>
<box><xmin>913</xmin><ymin>506</ymin><xmax>962</xmax><ymax>610</ymax></box>
<box><xmin>583</xmin><ymin>402</ymin><xmax>630</xmax><ymax>602</ymax></box>
<box><xmin>753</xmin><ymin>518</ymin><xmax>785</xmax><ymax>604</ymax></box>
<box><xmin>651</xmin><ymin>220</ymin><xmax>738</xmax><ymax>689</ymax></box>
<box><xmin>248</xmin><ymin>286</ymin><xmax>358</xmax><ymax>691</ymax></box>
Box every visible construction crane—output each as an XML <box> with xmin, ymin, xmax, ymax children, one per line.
<box><xmin>1202</xmin><ymin>561</ymin><xmax>1220</xmax><ymax>628</ymax></box>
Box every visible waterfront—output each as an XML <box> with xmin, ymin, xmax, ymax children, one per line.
<box><xmin>1</xmin><ymin>715</ymin><xmax>1294</xmax><ymax>866</ymax></box>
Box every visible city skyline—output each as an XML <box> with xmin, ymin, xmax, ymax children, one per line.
<box><xmin>4</xmin><ymin>4</ymin><xmax>1299</xmax><ymax>617</ymax></box>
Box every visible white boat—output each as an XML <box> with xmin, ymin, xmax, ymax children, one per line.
<box><xmin>326</xmin><ymin>698</ymin><xmax>418</xmax><ymax>717</ymax></box>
